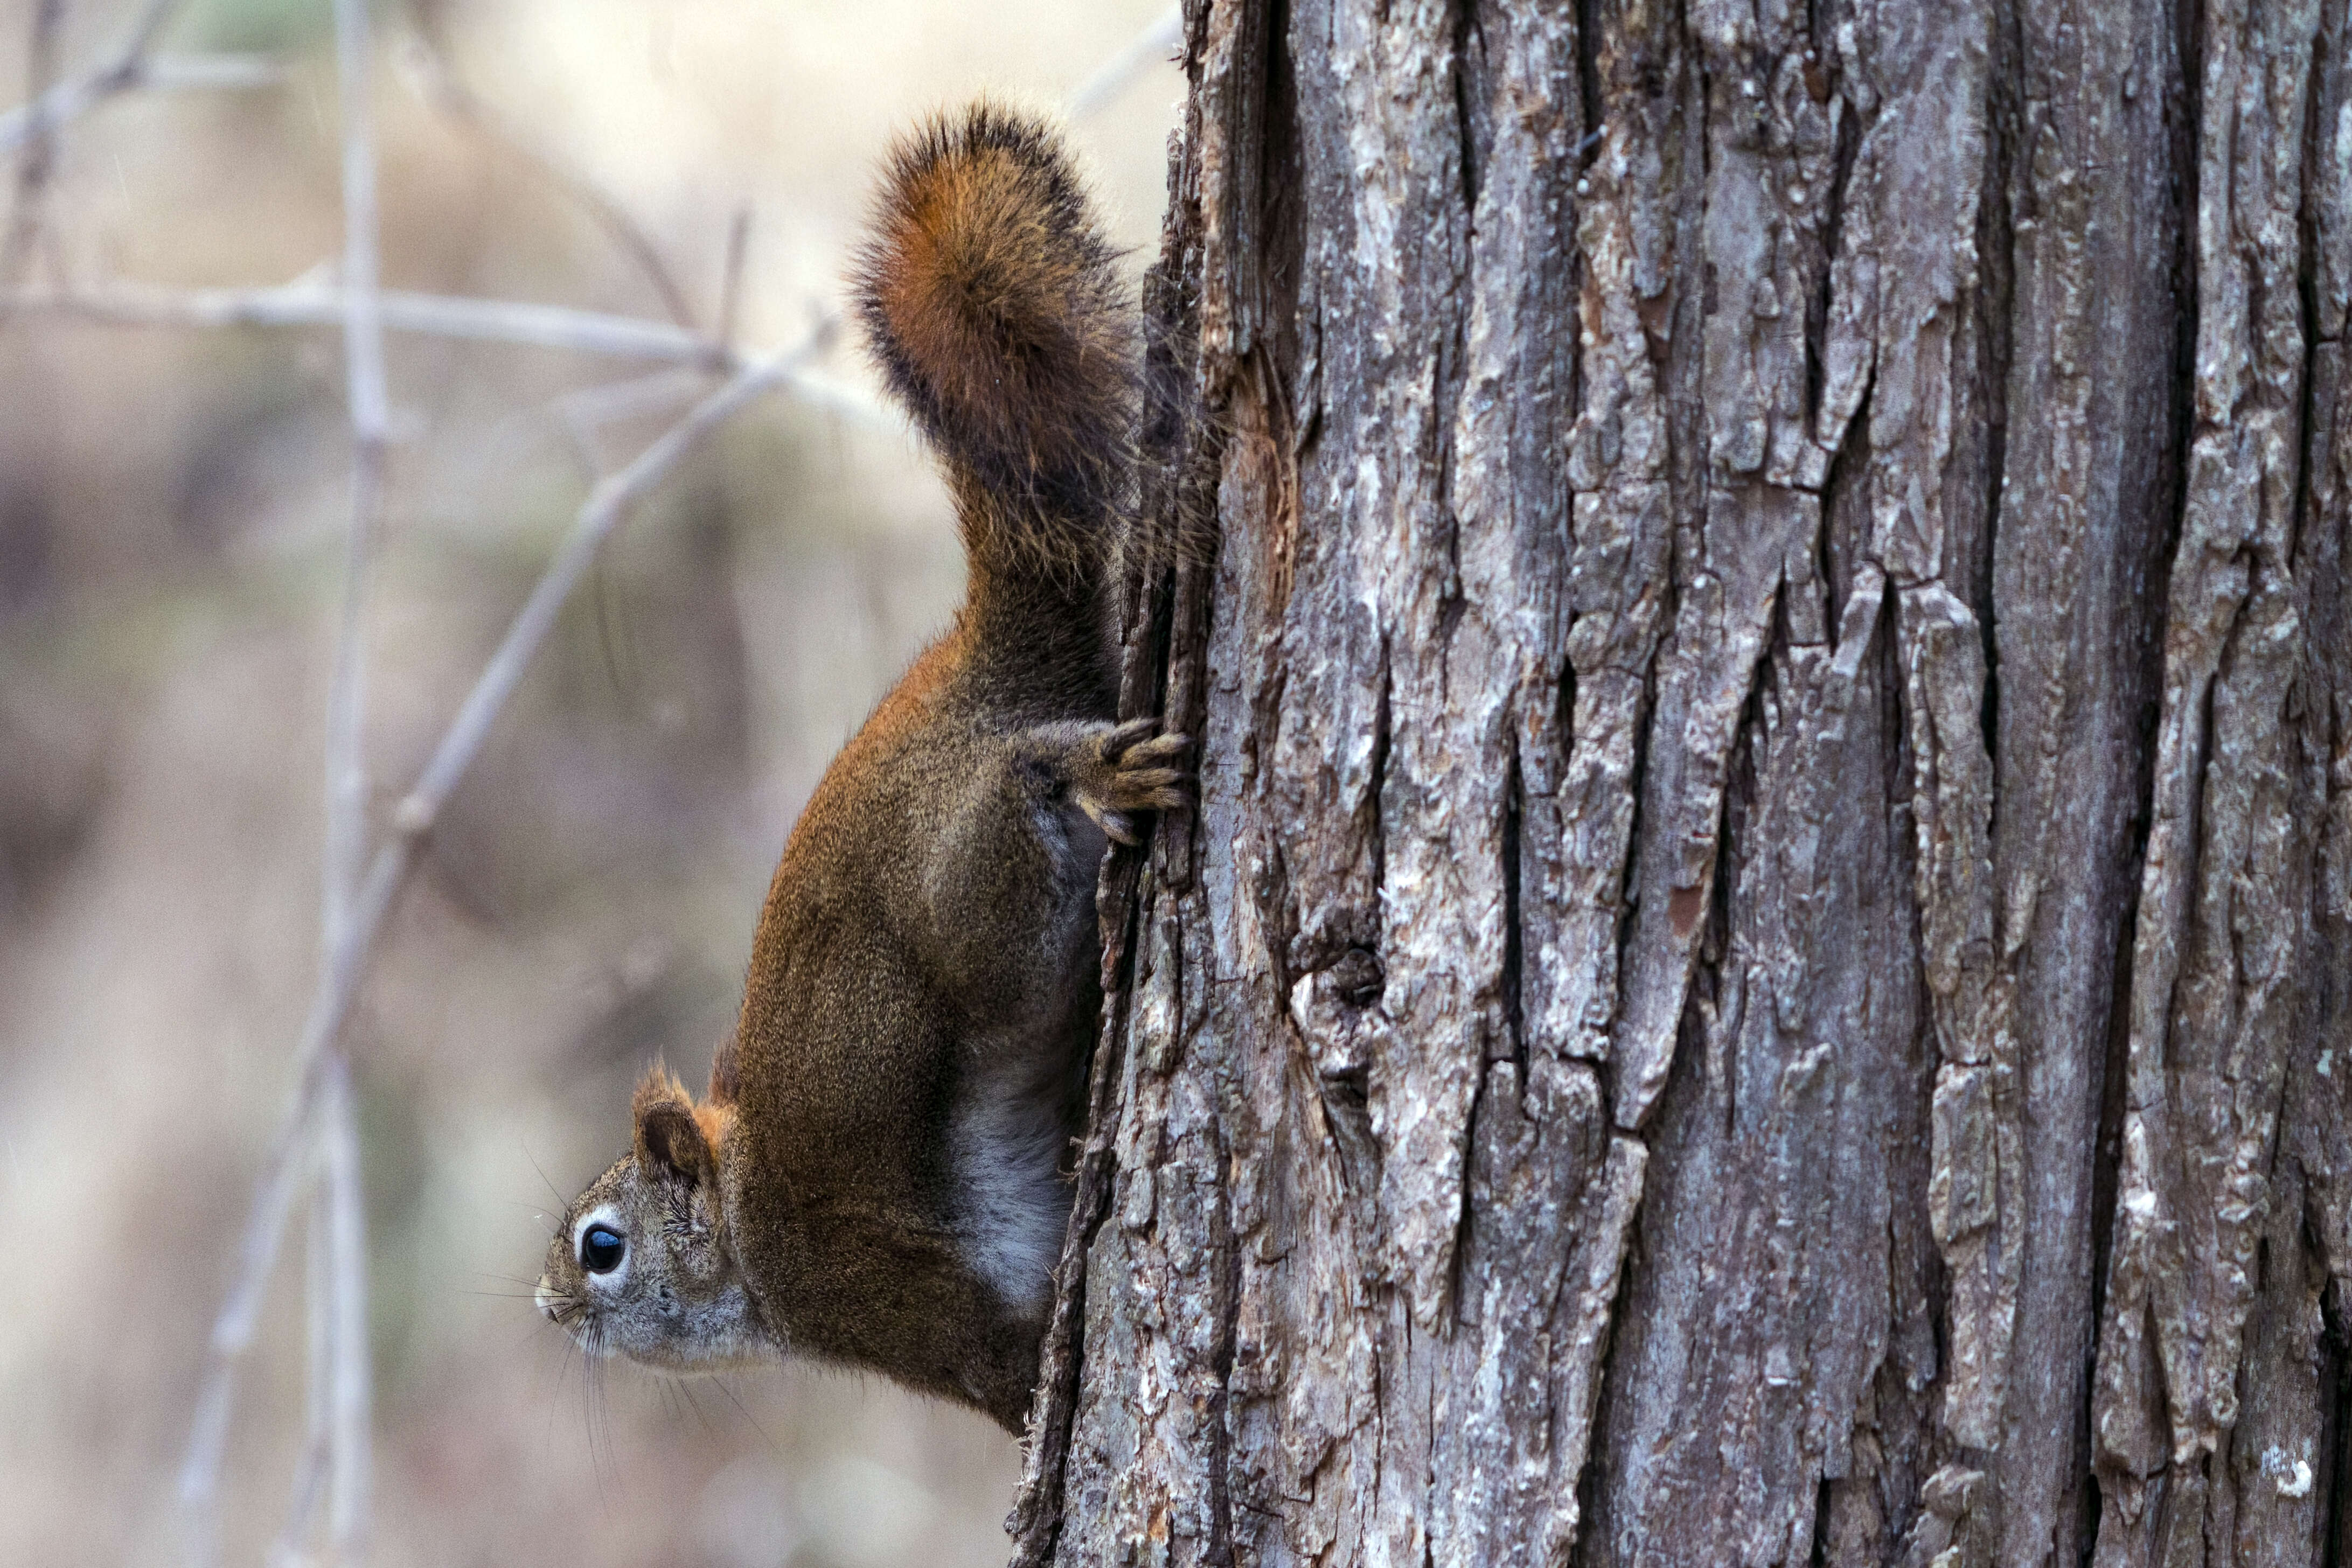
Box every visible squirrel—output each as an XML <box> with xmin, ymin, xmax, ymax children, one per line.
<box><xmin>534</xmin><ymin>101</ymin><xmax>1185</xmax><ymax>1435</ymax></box>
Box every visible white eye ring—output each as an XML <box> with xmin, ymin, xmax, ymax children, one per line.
<box><xmin>572</xmin><ymin>1205</ymin><xmax>630</xmax><ymax>1290</ymax></box>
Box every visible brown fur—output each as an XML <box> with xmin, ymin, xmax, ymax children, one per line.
<box><xmin>537</xmin><ymin>102</ymin><xmax>1184</xmax><ymax>1435</ymax></box>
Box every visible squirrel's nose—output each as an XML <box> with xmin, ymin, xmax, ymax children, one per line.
<box><xmin>534</xmin><ymin>1277</ymin><xmax>560</xmax><ymax>1321</ymax></box>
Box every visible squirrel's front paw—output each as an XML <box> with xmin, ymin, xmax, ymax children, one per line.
<box><xmin>1072</xmin><ymin>718</ymin><xmax>1192</xmax><ymax>846</ymax></box>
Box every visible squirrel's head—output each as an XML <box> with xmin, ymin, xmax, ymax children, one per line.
<box><xmin>535</xmin><ymin>1067</ymin><xmax>774</xmax><ymax>1372</ymax></box>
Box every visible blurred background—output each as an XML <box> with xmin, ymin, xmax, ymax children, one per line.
<box><xmin>0</xmin><ymin>0</ymin><xmax>1178</xmax><ymax>1562</ymax></box>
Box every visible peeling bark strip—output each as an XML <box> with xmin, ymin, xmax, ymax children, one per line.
<box><xmin>1012</xmin><ymin>0</ymin><xmax>2352</xmax><ymax>1563</ymax></box>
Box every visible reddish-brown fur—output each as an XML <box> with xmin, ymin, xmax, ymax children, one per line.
<box><xmin>853</xmin><ymin>100</ymin><xmax>1131</xmax><ymax>586</ymax></box>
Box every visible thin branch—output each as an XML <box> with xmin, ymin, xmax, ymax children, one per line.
<box><xmin>323</xmin><ymin>0</ymin><xmax>389</xmax><ymax>949</ymax></box>
<box><xmin>553</xmin><ymin>365</ymin><xmax>707</xmax><ymax>472</ymax></box>
<box><xmin>1064</xmin><ymin>4</ymin><xmax>1184</xmax><ymax>120</ymax></box>
<box><xmin>396</xmin><ymin>13</ymin><xmax>698</xmax><ymax>330</ymax></box>
<box><xmin>0</xmin><ymin>0</ymin><xmax>72</xmax><ymax>296</ymax></box>
<box><xmin>322</xmin><ymin>1054</ymin><xmax>370</xmax><ymax>1560</ymax></box>
<box><xmin>759</xmin><ymin>365</ymin><xmax>893</xmax><ymax>430</ymax></box>
<box><xmin>119</xmin><ymin>0</ymin><xmax>179</xmax><ymax>59</ymax></box>
<box><xmin>0</xmin><ymin>279</ymin><xmax>731</xmax><ymax>362</ymax></box>
<box><xmin>0</xmin><ymin>52</ymin><xmax>280</xmax><ymax>152</ymax></box>
<box><xmin>714</xmin><ymin>205</ymin><xmax>750</xmax><ymax>350</ymax></box>
<box><xmin>312</xmin><ymin>0</ymin><xmax>388</xmax><ymax>1553</ymax></box>
<box><xmin>176</xmin><ymin>340</ymin><xmax>809</xmax><ymax>1555</ymax></box>
<box><xmin>270</xmin><ymin>1193</ymin><xmax>333</xmax><ymax>1568</ymax></box>
<box><xmin>320</xmin><ymin>11</ymin><xmax>386</xmax><ymax>950</ymax></box>
<box><xmin>0</xmin><ymin>280</ymin><xmax>902</xmax><ymax>428</ymax></box>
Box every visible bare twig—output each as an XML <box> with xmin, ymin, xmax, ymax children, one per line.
<box><xmin>271</xmin><ymin>1193</ymin><xmax>333</xmax><ymax>1567</ymax></box>
<box><xmin>0</xmin><ymin>52</ymin><xmax>280</xmax><ymax>152</ymax></box>
<box><xmin>756</xmin><ymin>365</ymin><xmax>892</xmax><ymax>430</ymax></box>
<box><xmin>323</xmin><ymin>0</ymin><xmax>389</xmax><ymax>946</ymax></box>
<box><xmin>396</xmin><ymin>15</ymin><xmax>698</xmax><ymax>330</ymax></box>
<box><xmin>1065</xmin><ymin>4</ymin><xmax>1184</xmax><ymax>119</ymax></box>
<box><xmin>310</xmin><ymin>0</ymin><xmax>390</xmax><ymax>1553</ymax></box>
<box><xmin>322</xmin><ymin>1054</ymin><xmax>370</xmax><ymax>1560</ymax></box>
<box><xmin>0</xmin><ymin>0</ymin><xmax>72</xmax><ymax>296</ymax></box>
<box><xmin>714</xmin><ymin>206</ymin><xmax>750</xmax><ymax>350</ymax></box>
<box><xmin>553</xmin><ymin>365</ymin><xmax>707</xmax><ymax>472</ymax></box>
<box><xmin>119</xmin><ymin>0</ymin><xmax>179</xmax><ymax>59</ymax></box>
<box><xmin>0</xmin><ymin>279</ymin><xmax>731</xmax><ymax>361</ymax></box>
<box><xmin>0</xmin><ymin>280</ymin><xmax>902</xmax><ymax>433</ymax></box>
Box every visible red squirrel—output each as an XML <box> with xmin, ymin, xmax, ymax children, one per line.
<box><xmin>534</xmin><ymin>102</ymin><xmax>1184</xmax><ymax>1433</ymax></box>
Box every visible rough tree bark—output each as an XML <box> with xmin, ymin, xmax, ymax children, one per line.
<box><xmin>1011</xmin><ymin>0</ymin><xmax>2352</xmax><ymax>1563</ymax></box>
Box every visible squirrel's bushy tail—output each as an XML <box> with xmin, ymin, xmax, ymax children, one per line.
<box><xmin>852</xmin><ymin>102</ymin><xmax>1131</xmax><ymax>585</ymax></box>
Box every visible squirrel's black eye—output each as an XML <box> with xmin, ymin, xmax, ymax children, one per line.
<box><xmin>580</xmin><ymin>1225</ymin><xmax>626</xmax><ymax>1274</ymax></box>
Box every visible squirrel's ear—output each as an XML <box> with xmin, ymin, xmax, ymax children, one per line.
<box><xmin>632</xmin><ymin>1067</ymin><xmax>715</xmax><ymax>1189</ymax></box>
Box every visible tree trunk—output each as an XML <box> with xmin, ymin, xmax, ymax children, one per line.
<box><xmin>1013</xmin><ymin>0</ymin><xmax>2352</xmax><ymax>1562</ymax></box>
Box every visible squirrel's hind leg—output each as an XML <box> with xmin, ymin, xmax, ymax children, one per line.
<box><xmin>912</xmin><ymin>718</ymin><xmax>1187</xmax><ymax>1023</ymax></box>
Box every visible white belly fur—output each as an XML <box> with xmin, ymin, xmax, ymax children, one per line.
<box><xmin>949</xmin><ymin>1063</ymin><xmax>1070</xmax><ymax>1319</ymax></box>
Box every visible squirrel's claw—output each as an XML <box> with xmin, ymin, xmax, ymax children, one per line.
<box><xmin>1073</xmin><ymin>720</ymin><xmax>1194</xmax><ymax>842</ymax></box>
<box><xmin>1100</xmin><ymin>716</ymin><xmax>1160</xmax><ymax>755</ymax></box>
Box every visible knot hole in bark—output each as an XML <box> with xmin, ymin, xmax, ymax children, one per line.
<box><xmin>1330</xmin><ymin>945</ymin><xmax>1384</xmax><ymax>1008</ymax></box>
